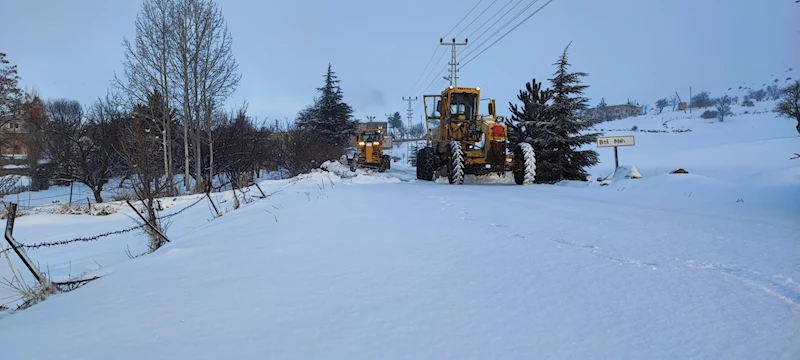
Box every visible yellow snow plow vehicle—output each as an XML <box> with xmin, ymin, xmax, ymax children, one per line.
<box><xmin>350</xmin><ymin>128</ymin><xmax>391</xmax><ymax>172</ymax></box>
<box><xmin>416</xmin><ymin>85</ymin><xmax>535</xmax><ymax>184</ymax></box>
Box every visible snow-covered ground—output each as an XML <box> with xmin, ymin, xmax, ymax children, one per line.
<box><xmin>0</xmin><ymin>99</ymin><xmax>798</xmax><ymax>359</ymax></box>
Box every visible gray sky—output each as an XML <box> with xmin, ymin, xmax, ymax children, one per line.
<box><xmin>1</xmin><ymin>0</ymin><xmax>798</xmax><ymax>125</ymax></box>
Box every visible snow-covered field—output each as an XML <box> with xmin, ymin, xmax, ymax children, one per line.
<box><xmin>0</xmin><ymin>99</ymin><xmax>798</xmax><ymax>359</ymax></box>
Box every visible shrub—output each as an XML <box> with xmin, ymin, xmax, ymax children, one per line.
<box><xmin>700</xmin><ymin>110</ymin><xmax>719</xmax><ymax>119</ymax></box>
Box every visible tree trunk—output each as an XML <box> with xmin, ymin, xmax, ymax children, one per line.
<box><xmin>91</xmin><ymin>187</ymin><xmax>104</xmax><ymax>204</ymax></box>
<box><xmin>183</xmin><ymin>104</ymin><xmax>191</xmax><ymax>193</ymax></box>
<box><xmin>208</xmin><ymin>128</ymin><xmax>214</xmax><ymax>185</ymax></box>
<box><xmin>145</xmin><ymin>202</ymin><xmax>163</xmax><ymax>252</ymax></box>
<box><xmin>193</xmin><ymin>61</ymin><xmax>204</xmax><ymax>192</ymax></box>
<box><xmin>795</xmin><ymin>120</ymin><xmax>800</xmax><ymax>136</ymax></box>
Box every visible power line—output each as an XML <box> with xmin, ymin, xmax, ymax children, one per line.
<box><xmin>460</xmin><ymin>0</ymin><xmax>525</xmax><ymax>60</ymax></box>
<box><xmin>465</xmin><ymin>0</ymin><xmax>516</xmax><ymax>41</ymax></box>
<box><xmin>463</xmin><ymin>0</ymin><xmax>542</xmax><ymax>60</ymax></box>
<box><xmin>454</xmin><ymin>0</ymin><xmax>499</xmax><ymax>39</ymax></box>
<box><xmin>441</xmin><ymin>0</ymin><xmax>485</xmax><ymax>39</ymax></box>
<box><xmin>413</xmin><ymin>49</ymin><xmax>449</xmax><ymax>95</ymax></box>
<box><xmin>406</xmin><ymin>45</ymin><xmax>442</xmax><ymax>95</ymax></box>
<box><xmin>461</xmin><ymin>0</ymin><xmax>557</xmax><ymax>69</ymax></box>
<box><xmin>422</xmin><ymin>67</ymin><xmax>449</xmax><ymax>95</ymax></box>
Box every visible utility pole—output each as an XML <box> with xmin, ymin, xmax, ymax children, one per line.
<box><xmin>402</xmin><ymin>96</ymin><xmax>418</xmax><ymax>131</ymax></box>
<box><xmin>440</xmin><ymin>38</ymin><xmax>467</xmax><ymax>87</ymax></box>
<box><xmin>366</xmin><ymin>115</ymin><xmax>375</xmax><ymax>123</ymax></box>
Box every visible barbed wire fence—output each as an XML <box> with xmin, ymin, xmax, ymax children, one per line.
<box><xmin>0</xmin><ymin>179</ymin><xmax>297</xmax><ymax>312</ymax></box>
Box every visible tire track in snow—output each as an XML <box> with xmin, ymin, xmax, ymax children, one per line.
<box><xmin>685</xmin><ymin>260</ymin><xmax>800</xmax><ymax>309</ymax></box>
<box><xmin>422</xmin><ymin>187</ymin><xmax>799</xmax><ymax>309</ymax></box>
<box><xmin>429</xmin><ymin>193</ymin><xmax>659</xmax><ymax>270</ymax></box>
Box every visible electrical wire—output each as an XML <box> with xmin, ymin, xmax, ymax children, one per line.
<box><xmin>462</xmin><ymin>0</ymin><xmax>542</xmax><ymax>62</ymax></box>
<box><xmin>405</xmin><ymin>45</ymin><xmax>442</xmax><ymax>95</ymax></box>
<box><xmin>441</xmin><ymin>0</ymin><xmax>485</xmax><ymax>40</ymax></box>
<box><xmin>461</xmin><ymin>0</ymin><xmax>525</xmax><ymax>60</ymax></box>
<box><xmin>413</xmin><ymin>50</ymin><xmax>449</xmax><ymax>95</ymax></box>
<box><xmin>461</xmin><ymin>0</ymin><xmax>557</xmax><ymax>69</ymax></box>
<box><xmin>464</xmin><ymin>0</ymin><xmax>516</xmax><ymax>41</ymax></box>
<box><xmin>454</xmin><ymin>0</ymin><xmax>499</xmax><ymax>39</ymax></box>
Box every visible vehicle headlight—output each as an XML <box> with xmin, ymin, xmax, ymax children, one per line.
<box><xmin>358</xmin><ymin>141</ymin><xmax>365</xmax><ymax>146</ymax></box>
<box><xmin>373</xmin><ymin>142</ymin><xmax>380</xmax><ymax>146</ymax></box>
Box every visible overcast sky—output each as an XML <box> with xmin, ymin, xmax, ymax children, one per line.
<box><xmin>1</xmin><ymin>0</ymin><xmax>798</xmax><ymax>125</ymax></box>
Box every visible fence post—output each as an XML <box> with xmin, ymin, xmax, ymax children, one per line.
<box><xmin>125</xmin><ymin>200</ymin><xmax>170</xmax><ymax>243</ymax></box>
<box><xmin>3</xmin><ymin>202</ymin><xmax>45</xmax><ymax>285</ymax></box>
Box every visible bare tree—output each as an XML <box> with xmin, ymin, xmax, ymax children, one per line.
<box><xmin>197</xmin><ymin>1</ymin><xmax>241</xmax><ymax>184</ymax></box>
<box><xmin>775</xmin><ymin>80</ymin><xmax>800</xmax><ymax>135</ymax></box>
<box><xmin>749</xmin><ymin>89</ymin><xmax>767</xmax><ymax>102</ymax></box>
<box><xmin>115</xmin><ymin>0</ymin><xmax>178</xmax><ymax>196</ymax></box>
<box><xmin>715</xmin><ymin>95</ymin><xmax>733</xmax><ymax>122</ymax></box>
<box><xmin>170</xmin><ymin>0</ymin><xmax>240</xmax><ymax>192</ymax></box>
<box><xmin>115</xmin><ymin>91</ymin><xmax>171</xmax><ymax>251</ymax></box>
<box><xmin>42</xmin><ymin>98</ymin><xmax>123</xmax><ymax>202</ymax></box>
<box><xmin>669</xmin><ymin>95</ymin><xmax>679</xmax><ymax>111</ymax></box>
<box><xmin>655</xmin><ymin>98</ymin><xmax>669</xmax><ymax>114</ymax></box>
<box><xmin>213</xmin><ymin>103</ymin><xmax>270</xmax><ymax>204</ymax></box>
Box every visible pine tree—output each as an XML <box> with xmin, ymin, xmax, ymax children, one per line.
<box><xmin>544</xmin><ymin>44</ymin><xmax>601</xmax><ymax>182</ymax></box>
<box><xmin>507</xmin><ymin>79</ymin><xmax>554</xmax><ymax>179</ymax></box>
<box><xmin>388</xmin><ymin>111</ymin><xmax>404</xmax><ymax>138</ymax></box>
<box><xmin>297</xmin><ymin>64</ymin><xmax>356</xmax><ymax>147</ymax></box>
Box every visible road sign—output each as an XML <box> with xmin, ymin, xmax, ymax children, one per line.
<box><xmin>596</xmin><ymin>135</ymin><xmax>635</xmax><ymax>170</ymax></box>
<box><xmin>597</xmin><ymin>135</ymin><xmax>635</xmax><ymax>148</ymax></box>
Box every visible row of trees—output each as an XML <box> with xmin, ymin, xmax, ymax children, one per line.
<box><xmin>0</xmin><ymin>0</ymin><xmax>361</xmax><ymax>251</ymax></box>
<box><xmin>114</xmin><ymin>0</ymin><xmax>241</xmax><ymax>196</ymax></box>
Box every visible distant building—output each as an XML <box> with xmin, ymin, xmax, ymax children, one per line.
<box><xmin>0</xmin><ymin>114</ymin><xmax>34</xmax><ymax>157</ymax></box>
<box><xmin>582</xmin><ymin>104</ymin><xmax>643</xmax><ymax>123</ymax></box>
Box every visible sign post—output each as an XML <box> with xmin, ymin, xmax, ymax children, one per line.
<box><xmin>596</xmin><ymin>135</ymin><xmax>635</xmax><ymax>169</ymax></box>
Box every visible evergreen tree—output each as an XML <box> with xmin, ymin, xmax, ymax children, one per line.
<box><xmin>297</xmin><ymin>64</ymin><xmax>356</xmax><ymax>147</ymax></box>
<box><xmin>507</xmin><ymin>44</ymin><xmax>601</xmax><ymax>183</ymax></box>
<box><xmin>507</xmin><ymin>78</ymin><xmax>553</xmax><ymax>161</ymax></box>
<box><xmin>387</xmin><ymin>111</ymin><xmax>404</xmax><ymax>138</ymax></box>
<box><xmin>597</xmin><ymin>98</ymin><xmax>607</xmax><ymax>108</ymax></box>
<box><xmin>545</xmin><ymin>44</ymin><xmax>601</xmax><ymax>182</ymax></box>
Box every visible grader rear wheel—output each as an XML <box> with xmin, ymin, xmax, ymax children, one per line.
<box><xmin>513</xmin><ymin>142</ymin><xmax>536</xmax><ymax>185</ymax></box>
<box><xmin>416</xmin><ymin>147</ymin><xmax>435</xmax><ymax>181</ymax></box>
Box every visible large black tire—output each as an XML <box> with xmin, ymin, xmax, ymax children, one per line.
<box><xmin>379</xmin><ymin>155</ymin><xmax>391</xmax><ymax>173</ymax></box>
<box><xmin>513</xmin><ymin>142</ymin><xmax>536</xmax><ymax>185</ymax></box>
<box><xmin>416</xmin><ymin>147</ymin><xmax>435</xmax><ymax>181</ymax></box>
<box><xmin>447</xmin><ymin>141</ymin><xmax>465</xmax><ymax>185</ymax></box>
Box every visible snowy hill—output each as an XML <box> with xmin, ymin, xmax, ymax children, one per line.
<box><xmin>0</xmin><ymin>95</ymin><xmax>798</xmax><ymax>358</ymax></box>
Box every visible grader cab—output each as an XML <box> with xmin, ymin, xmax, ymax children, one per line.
<box><xmin>415</xmin><ymin>85</ymin><xmax>535</xmax><ymax>184</ymax></box>
<box><xmin>350</xmin><ymin>128</ymin><xmax>391</xmax><ymax>172</ymax></box>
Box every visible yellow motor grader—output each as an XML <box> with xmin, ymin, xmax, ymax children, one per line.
<box><xmin>415</xmin><ymin>85</ymin><xmax>536</xmax><ymax>184</ymax></box>
<box><xmin>350</xmin><ymin>128</ymin><xmax>391</xmax><ymax>172</ymax></box>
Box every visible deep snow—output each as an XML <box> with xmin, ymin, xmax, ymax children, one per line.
<box><xmin>0</xmin><ymin>99</ymin><xmax>798</xmax><ymax>359</ymax></box>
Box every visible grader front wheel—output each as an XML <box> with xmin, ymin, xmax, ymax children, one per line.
<box><xmin>447</xmin><ymin>141</ymin><xmax>465</xmax><ymax>185</ymax></box>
